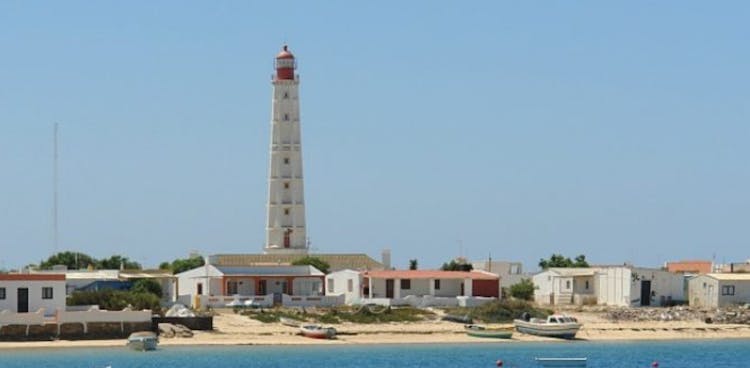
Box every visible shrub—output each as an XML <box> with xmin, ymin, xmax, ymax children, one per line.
<box><xmin>68</xmin><ymin>290</ymin><xmax>161</xmax><ymax>313</ymax></box>
<box><xmin>509</xmin><ymin>278</ymin><xmax>535</xmax><ymax>301</ymax></box>
<box><xmin>131</xmin><ymin>278</ymin><xmax>163</xmax><ymax>298</ymax></box>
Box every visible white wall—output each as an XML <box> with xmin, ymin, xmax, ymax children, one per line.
<box><xmin>596</xmin><ymin>267</ymin><xmax>631</xmax><ymax>307</ymax></box>
<box><xmin>326</xmin><ymin>270</ymin><xmax>362</xmax><ymax>304</ymax></box>
<box><xmin>0</xmin><ymin>280</ymin><xmax>66</xmax><ymax>316</ymax></box>
<box><xmin>688</xmin><ymin>275</ymin><xmax>718</xmax><ymax>308</ymax></box>
<box><xmin>292</xmin><ymin>277</ymin><xmax>322</xmax><ymax>296</ymax></box>
<box><xmin>631</xmin><ymin>268</ymin><xmax>685</xmax><ymax>306</ymax></box>
<box><xmin>715</xmin><ymin>279</ymin><xmax>750</xmax><ymax>306</ymax></box>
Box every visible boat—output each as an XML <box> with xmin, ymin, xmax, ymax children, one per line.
<box><xmin>299</xmin><ymin>324</ymin><xmax>336</xmax><ymax>339</ymax></box>
<box><xmin>464</xmin><ymin>324</ymin><xmax>513</xmax><ymax>339</ymax></box>
<box><xmin>513</xmin><ymin>314</ymin><xmax>582</xmax><ymax>339</ymax></box>
<box><xmin>534</xmin><ymin>357</ymin><xmax>587</xmax><ymax>367</ymax></box>
<box><xmin>280</xmin><ymin>316</ymin><xmax>301</xmax><ymax>327</ymax></box>
<box><xmin>126</xmin><ymin>331</ymin><xmax>159</xmax><ymax>351</ymax></box>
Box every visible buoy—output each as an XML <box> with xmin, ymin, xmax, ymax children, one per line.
<box><xmin>651</xmin><ymin>361</ymin><xmax>659</xmax><ymax>368</ymax></box>
<box><xmin>496</xmin><ymin>359</ymin><xmax>503</xmax><ymax>367</ymax></box>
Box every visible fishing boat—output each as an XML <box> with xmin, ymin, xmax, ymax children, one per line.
<box><xmin>280</xmin><ymin>316</ymin><xmax>301</xmax><ymax>327</ymax></box>
<box><xmin>534</xmin><ymin>357</ymin><xmax>587</xmax><ymax>367</ymax></box>
<box><xmin>299</xmin><ymin>324</ymin><xmax>336</xmax><ymax>339</ymax></box>
<box><xmin>441</xmin><ymin>314</ymin><xmax>473</xmax><ymax>324</ymax></box>
<box><xmin>464</xmin><ymin>324</ymin><xmax>513</xmax><ymax>339</ymax></box>
<box><xmin>126</xmin><ymin>331</ymin><xmax>159</xmax><ymax>351</ymax></box>
<box><xmin>513</xmin><ymin>314</ymin><xmax>582</xmax><ymax>339</ymax></box>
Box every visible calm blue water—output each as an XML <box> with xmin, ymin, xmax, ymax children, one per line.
<box><xmin>0</xmin><ymin>340</ymin><xmax>747</xmax><ymax>368</ymax></box>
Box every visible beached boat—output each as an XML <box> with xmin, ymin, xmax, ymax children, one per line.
<box><xmin>464</xmin><ymin>324</ymin><xmax>513</xmax><ymax>339</ymax></box>
<box><xmin>534</xmin><ymin>357</ymin><xmax>587</xmax><ymax>367</ymax></box>
<box><xmin>513</xmin><ymin>314</ymin><xmax>582</xmax><ymax>339</ymax></box>
<box><xmin>299</xmin><ymin>324</ymin><xmax>336</xmax><ymax>339</ymax></box>
<box><xmin>442</xmin><ymin>314</ymin><xmax>473</xmax><ymax>324</ymax></box>
<box><xmin>126</xmin><ymin>331</ymin><xmax>159</xmax><ymax>351</ymax></box>
<box><xmin>280</xmin><ymin>316</ymin><xmax>301</xmax><ymax>327</ymax></box>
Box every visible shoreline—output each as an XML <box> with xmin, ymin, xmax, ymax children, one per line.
<box><xmin>2</xmin><ymin>321</ymin><xmax>749</xmax><ymax>350</ymax></box>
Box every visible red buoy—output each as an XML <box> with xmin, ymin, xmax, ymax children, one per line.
<box><xmin>496</xmin><ymin>359</ymin><xmax>503</xmax><ymax>367</ymax></box>
<box><xmin>651</xmin><ymin>361</ymin><xmax>659</xmax><ymax>368</ymax></box>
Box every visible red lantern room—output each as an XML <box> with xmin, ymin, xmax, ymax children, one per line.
<box><xmin>275</xmin><ymin>45</ymin><xmax>296</xmax><ymax>80</ymax></box>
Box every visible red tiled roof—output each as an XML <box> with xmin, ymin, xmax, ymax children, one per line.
<box><xmin>666</xmin><ymin>260</ymin><xmax>712</xmax><ymax>274</ymax></box>
<box><xmin>0</xmin><ymin>274</ymin><xmax>66</xmax><ymax>281</ymax></box>
<box><xmin>363</xmin><ymin>270</ymin><xmax>498</xmax><ymax>280</ymax></box>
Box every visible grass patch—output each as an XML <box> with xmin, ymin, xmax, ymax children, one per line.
<box><xmin>446</xmin><ymin>299</ymin><xmax>552</xmax><ymax>323</ymax></box>
<box><xmin>240</xmin><ymin>306</ymin><xmax>435</xmax><ymax>325</ymax></box>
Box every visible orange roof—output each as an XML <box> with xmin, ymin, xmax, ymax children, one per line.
<box><xmin>0</xmin><ymin>274</ymin><xmax>65</xmax><ymax>281</ymax></box>
<box><xmin>363</xmin><ymin>270</ymin><xmax>498</xmax><ymax>280</ymax></box>
<box><xmin>666</xmin><ymin>260</ymin><xmax>712</xmax><ymax>274</ymax></box>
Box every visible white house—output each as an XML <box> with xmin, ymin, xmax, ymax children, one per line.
<box><xmin>0</xmin><ymin>274</ymin><xmax>66</xmax><ymax>316</ymax></box>
<box><xmin>688</xmin><ymin>273</ymin><xmax>750</xmax><ymax>308</ymax></box>
<box><xmin>471</xmin><ymin>260</ymin><xmax>527</xmax><ymax>289</ymax></box>
<box><xmin>534</xmin><ymin>266</ymin><xmax>684</xmax><ymax>307</ymax></box>
<box><xmin>176</xmin><ymin>264</ymin><xmax>341</xmax><ymax>308</ymax></box>
<box><xmin>326</xmin><ymin>269</ymin><xmax>363</xmax><ymax>305</ymax></box>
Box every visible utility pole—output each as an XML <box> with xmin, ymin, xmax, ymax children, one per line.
<box><xmin>53</xmin><ymin>123</ymin><xmax>59</xmax><ymax>253</ymax></box>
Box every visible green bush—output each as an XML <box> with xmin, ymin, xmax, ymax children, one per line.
<box><xmin>131</xmin><ymin>278</ymin><xmax>163</xmax><ymax>298</ymax></box>
<box><xmin>509</xmin><ymin>278</ymin><xmax>535</xmax><ymax>301</ymax></box>
<box><xmin>448</xmin><ymin>299</ymin><xmax>550</xmax><ymax>323</ymax></box>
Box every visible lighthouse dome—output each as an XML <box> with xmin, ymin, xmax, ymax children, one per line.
<box><xmin>276</xmin><ymin>45</ymin><xmax>294</xmax><ymax>59</ymax></box>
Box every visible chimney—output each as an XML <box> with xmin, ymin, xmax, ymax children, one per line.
<box><xmin>381</xmin><ymin>249</ymin><xmax>391</xmax><ymax>270</ymax></box>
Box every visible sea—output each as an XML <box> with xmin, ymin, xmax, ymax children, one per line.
<box><xmin>0</xmin><ymin>340</ymin><xmax>748</xmax><ymax>368</ymax></box>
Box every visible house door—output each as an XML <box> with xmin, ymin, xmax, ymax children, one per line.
<box><xmin>640</xmin><ymin>280</ymin><xmax>652</xmax><ymax>306</ymax></box>
<box><xmin>460</xmin><ymin>282</ymin><xmax>465</xmax><ymax>296</ymax></box>
<box><xmin>259</xmin><ymin>280</ymin><xmax>267</xmax><ymax>295</ymax></box>
<box><xmin>17</xmin><ymin>288</ymin><xmax>29</xmax><ymax>313</ymax></box>
<box><xmin>385</xmin><ymin>279</ymin><xmax>394</xmax><ymax>298</ymax></box>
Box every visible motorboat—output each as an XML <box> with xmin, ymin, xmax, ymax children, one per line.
<box><xmin>513</xmin><ymin>314</ymin><xmax>582</xmax><ymax>339</ymax></box>
<box><xmin>299</xmin><ymin>324</ymin><xmax>336</xmax><ymax>339</ymax></box>
<box><xmin>464</xmin><ymin>324</ymin><xmax>513</xmax><ymax>339</ymax></box>
<box><xmin>126</xmin><ymin>331</ymin><xmax>159</xmax><ymax>351</ymax></box>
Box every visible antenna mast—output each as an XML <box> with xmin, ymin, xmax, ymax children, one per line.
<box><xmin>53</xmin><ymin>123</ymin><xmax>59</xmax><ymax>252</ymax></box>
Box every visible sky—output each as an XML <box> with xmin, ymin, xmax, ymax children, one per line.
<box><xmin>1</xmin><ymin>1</ymin><xmax>748</xmax><ymax>271</ymax></box>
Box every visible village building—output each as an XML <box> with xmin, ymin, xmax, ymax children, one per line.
<box><xmin>326</xmin><ymin>269</ymin><xmax>500</xmax><ymax>307</ymax></box>
<box><xmin>29</xmin><ymin>268</ymin><xmax>177</xmax><ymax>303</ymax></box>
<box><xmin>0</xmin><ymin>274</ymin><xmax>66</xmax><ymax>315</ymax></box>
<box><xmin>665</xmin><ymin>260</ymin><xmax>713</xmax><ymax>275</ymax></box>
<box><xmin>533</xmin><ymin>266</ymin><xmax>684</xmax><ymax>307</ymax></box>
<box><xmin>471</xmin><ymin>260</ymin><xmax>527</xmax><ymax>288</ymax></box>
<box><xmin>688</xmin><ymin>273</ymin><xmax>750</xmax><ymax>308</ymax></box>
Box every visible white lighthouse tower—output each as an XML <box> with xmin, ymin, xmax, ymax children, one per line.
<box><xmin>264</xmin><ymin>45</ymin><xmax>308</xmax><ymax>254</ymax></box>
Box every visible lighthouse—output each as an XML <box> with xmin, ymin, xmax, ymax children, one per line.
<box><xmin>264</xmin><ymin>45</ymin><xmax>308</xmax><ymax>254</ymax></box>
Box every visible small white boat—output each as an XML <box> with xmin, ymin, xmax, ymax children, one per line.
<box><xmin>514</xmin><ymin>314</ymin><xmax>582</xmax><ymax>339</ymax></box>
<box><xmin>299</xmin><ymin>324</ymin><xmax>336</xmax><ymax>339</ymax></box>
<box><xmin>280</xmin><ymin>316</ymin><xmax>301</xmax><ymax>327</ymax></box>
<box><xmin>535</xmin><ymin>357</ymin><xmax>587</xmax><ymax>367</ymax></box>
<box><xmin>126</xmin><ymin>331</ymin><xmax>159</xmax><ymax>351</ymax></box>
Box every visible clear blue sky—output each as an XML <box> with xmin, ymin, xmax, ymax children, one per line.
<box><xmin>1</xmin><ymin>1</ymin><xmax>748</xmax><ymax>271</ymax></box>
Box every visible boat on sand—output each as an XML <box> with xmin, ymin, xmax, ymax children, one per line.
<box><xmin>126</xmin><ymin>331</ymin><xmax>159</xmax><ymax>351</ymax></box>
<box><xmin>464</xmin><ymin>324</ymin><xmax>513</xmax><ymax>339</ymax></box>
<box><xmin>299</xmin><ymin>324</ymin><xmax>336</xmax><ymax>339</ymax></box>
<box><xmin>513</xmin><ymin>314</ymin><xmax>582</xmax><ymax>339</ymax></box>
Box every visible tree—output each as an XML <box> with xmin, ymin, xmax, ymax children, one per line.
<box><xmin>131</xmin><ymin>278</ymin><xmax>163</xmax><ymax>298</ymax></box>
<box><xmin>538</xmin><ymin>254</ymin><xmax>589</xmax><ymax>269</ymax></box>
<box><xmin>409</xmin><ymin>259</ymin><xmax>418</xmax><ymax>270</ymax></box>
<box><xmin>97</xmin><ymin>255</ymin><xmax>142</xmax><ymax>270</ymax></box>
<box><xmin>291</xmin><ymin>256</ymin><xmax>331</xmax><ymax>274</ymax></box>
<box><xmin>160</xmin><ymin>256</ymin><xmax>205</xmax><ymax>274</ymax></box>
<box><xmin>40</xmin><ymin>251</ymin><xmax>96</xmax><ymax>270</ymax></box>
<box><xmin>509</xmin><ymin>278</ymin><xmax>535</xmax><ymax>301</ymax></box>
<box><xmin>441</xmin><ymin>259</ymin><xmax>473</xmax><ymax>272</ymax></box>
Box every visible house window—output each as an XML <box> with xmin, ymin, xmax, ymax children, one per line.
<box><xmin>227</xmin><ymin>281</ymin><xmax>238</xmax><ymax>295</ymax></box>
<box><xmin>585</xmin><ymin>280</ymin><xmax>589</xmax><ymax>290</ymax></box>
<box><xmin>0</xmin><ymin>287</ymin><xmax>5</xmax><ymax>300</ymax></box>
<box><xmin>284</xmin><ymin>157</ymin><xmax>290</xmax><ymax>164</ymax></box>
<box><xmin>434</xmin><ymin>280</ymin><xmax>441</xmax><ymax>290</ymax></box>
<box><xmin>284</xmin><ymin>208</ymin><xmax>290</xmax><ymax>215</ymax></box>
<box><xmin>328</xmin><ymin>279</ymin><xmax>335</xmax><ymax>293</ymax></box>
<box><xmin>722</xmin><ymin>285</ymin><xmax>735</xmax><ymax>296</ymax></box>
<box><xmin>565</xmin><ymin>281</ymin><xmax>571</xmax><ymax>290</ymax></box>
<box><xmin>42</xmin><ymin>287</ymin><xmax>54</xmax><ymax>300</ymax></box>
<box><xmin>197</xmin><ymin>283</ymin><xmax>203</xmax><ymax>295</ymax></box>
<box><xmin>284</xmin><ymin>182</ymin><xmax>290</xmax><ymax>189</ymax></box>
<box><xmin>347</xmin><ymin>279</ymin><xmax>353</xmax><ymax>293</ymax></box>
<box><xmin>400</xmin><ymin>279</ymin><xmax>411</xmax><ymax>290</ymax></box>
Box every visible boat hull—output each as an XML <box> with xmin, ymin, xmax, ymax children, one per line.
<box><xmin>534</xmin><ymin>357</ymin><xmax>587</xmax><ymax>367</ymax></box>
<box><xmin>513</xmin><ymin>320</ymin><xmax>581</xmax><ymax>339</ymax></box>
<box><xmin>299</xmin><ymin>325</ymin><xmax>336</xmax><ymax>339</ymax></box>
<box><xmin>464</xmin><ymin>325</ymin><xmax>513</xmax><ymax>339</ymax></box>
<box><xmin>126</xmin><ymin>332</ymin><xmax>159</xmax><ymax>351</ymax></box>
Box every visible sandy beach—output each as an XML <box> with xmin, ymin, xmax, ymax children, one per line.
<box><xmin>2</xmin><ymin>309</ymin><xmax>750</xmax><ymax>350</ymax></box>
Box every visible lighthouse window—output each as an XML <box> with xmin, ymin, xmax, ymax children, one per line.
<box><xmin>284</xmin><ymin>208</ymin><xmax>290</xmax><ymax>215</ymax></box>
<box><xmin>284</xmin><ymin>182</ymin><xmax>290</xmax><ymax>189</ymax></box>
<box><xmin>283</xmin><ymin>92</ymin><xmax>289</xmax><ymax>99</ymax></box>
<box><xmin>283</xmin><ymin>157</ymin><xmax>290</xmax><ymax>164</ymax></box>
<box><xmin>284</xmin><ymin>114</ymin><xmax>289</xmax><ymax>121</ymax></box>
